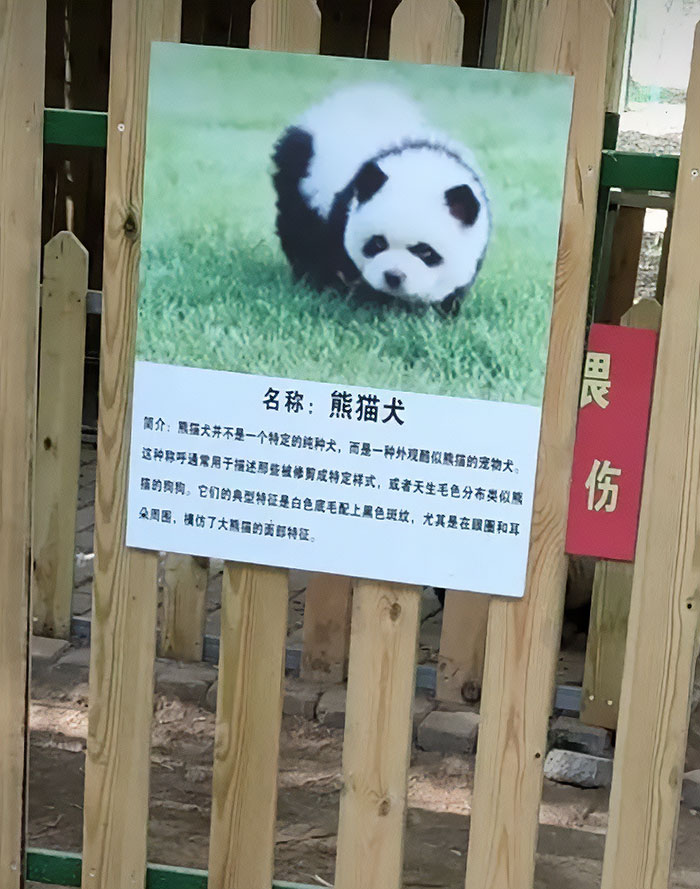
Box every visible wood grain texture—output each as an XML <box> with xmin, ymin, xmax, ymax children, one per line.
<box><xmin>206</xmin><ymin>6</ymin><xmax>314</xmax><ymax>886</ymax></box>
<box><xmin>601</xmin><ymin>27</ymin><xmax>700</xmax><ymax>889</ymax></box>
<box><xmin>158</xmin><ymin>554</ymin><xmax>209</xmax><ymax>662</ymax></box>
<box><xmin>33</xmin><ymin>233</ymin><xmax>89</xmax><ymax>639</ymax></box>
<box><xmin>390</xmin><ymin>0</ymin><xmax>484</xmax><ymax>715</ymax></box>
<box><xmin>208</xmin><ymin>564</ymin><xmax>288</xmax><ymax>889</ymax></box>
<box><xmin>599</xmin><ymin>206</ymin><xmax>646</xmax><ymax>323</ymax></box>
<box><xmin>581</xmin><ymin>298</ymin><xmax>661</xmax><ymax>731</ymax></box>
<box><xmin>80</xmin><ymin>4</ymin><xmax>181</xmax><ymax>888</ymax></box>
<box><xmin>389</xmin><ymin>0</ymin><xmax>465</xmax><ymax>65</ymax></box>
<box><xmin>334</xmin><ymin>12</ymin><xmax>464</xmax><ymax>887</ymax></box>
<box><xmin>334</xmin><ymin>581</ymin><xmax>421</xmax><ymax>889</ymax></box>
<box><xmin>437</xmin><ymin>591</ymin><xmax>489</xmax><ymax>704</ymax></box>
<box><xmin>0</xmin><ymin>1</ymin><xmax>46</xmax><ymax>884</ymax></box>
<box><xmin>605</xmin><ymin>0</ymin><xmax>634</xmax><ymax>111</ymax></box>
<box><xmin>466</xmin><ymin>5</ymin><xmax>611</xmax><ymax>889</ymax></box>
<box><xmin>301</xmin><ymin>574</ymin><xmax>353</xmax><ymax>683</ymax></box>
<box><xmin>249</xmin><ymin>0</ymin><xmax>321</xmax><ymax>52</ymax></box>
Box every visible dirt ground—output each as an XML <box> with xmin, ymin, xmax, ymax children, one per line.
<box><xmin>28</xmin><ymin>667</ymin><xmax>700</xmax><ymax>889</ymax></box>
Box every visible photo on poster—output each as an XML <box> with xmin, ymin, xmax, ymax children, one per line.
<box><xmin>127</xmin><ymin>43</ymin><xmax>574</xmax><ymax>596</ymax></box>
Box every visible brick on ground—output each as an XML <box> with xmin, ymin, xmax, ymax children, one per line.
<box><xmin>205</xmin><ymin>607</ymin><xmax>221</xmax><ymax>635</ymax></box>
<box><xmin>72</xmin><ymin>591</ymin><xmax>92</xmax><ymax>616</ymax></box>
<box><xmin>317</xmin><ymin>685</ymin><xmax>347</xmax><ymax>729</ymax></box>
<box><xmin>284</xmin><ymin>677</ymin><xmax>322</xmax><ymax>719</ymax></box>
<box><xmin>412</xmin><ymin>689</ymin><xmax>435</xmax><ymax>737</ymax></box>
<box><xmin>417</xmin><ymin>709</ymin><xmax>479</xmax><ymax>754</ymax></box>
<box><xmin>549</xmin><ymin>715</ymin><xmax>613</xmax><ymax>758</ymax></box>
<box><xmin>155</xmin><ymin>659</ymin><xmax>217</xmax><ymax>706</ymax></box>
<box><xmin>74</xmin><ymin>528</ymin><xmax>95</xmax><ymax>554</ymax></box>
<box><xmin>75</xmin><ymin>503</ymin><xmax>95</xmax><ymax>533</ymax></box>
<box><xmin>52</xmin><ymin>646</ymin><xmax>91</xmax><ymax>683</ymax></box>
<box><xmin>204</xmin><ymin>679</ymin><xmax>218</xmax><ymax>713</ymax></box>
<box><xmin>544</xmin><ymin>749</ymin><xmax>613</xmax><ymax>789</ymax></box>
<box><xmin>682</xmin><ymin>770</ymin><xmax>700</xmax><ymax>810</ymax></box>
<box><xmin>31</xmin><ymin>635</ymin><xmax>70</xmax><ymax>671</ymax></box>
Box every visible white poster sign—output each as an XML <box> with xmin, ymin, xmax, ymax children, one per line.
<box><xmin>126</xmin><ymin>44</ymin><xmax>573</xmax><ymax>597</ymax></box>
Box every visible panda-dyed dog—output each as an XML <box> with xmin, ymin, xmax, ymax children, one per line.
<box><xmin>272</xmin><ymin>85</ymin><xmax>490</xmax><ymax>313</ymax></box>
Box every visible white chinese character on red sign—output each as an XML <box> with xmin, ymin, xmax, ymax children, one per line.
<box><xmin>580</xmin><ymin>351</ymin><xmax>611</xmax><ymax>409</ymax></box>
<box><xmin>585</xmin><ymin>459</ymin><xmax>621</xmax><ymax>512</ymax></box>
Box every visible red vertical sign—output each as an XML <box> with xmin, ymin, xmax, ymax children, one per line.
<box><xmin>566</xmin><ymin>323</ymin><xmax>657</xmax><ymax>562</ymax></box>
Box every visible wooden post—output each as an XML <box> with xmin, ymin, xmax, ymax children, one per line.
<box><xmin>437</xmin><ymin>591</ymin><xmax>489</xmax><ymax>704</ymax></box>
<box><xmin>580</xmin><ymin>298</ymin><xmax>662</xmax><ymax>731</ymax></box>
<box><xmin>158</xmin><ymin>554</ymin><xmax>209</xmax><ymax>662</ymax></box>
<box><xmin>334</xmin><ymin>4</ymin><xmax>462</xmax><ymax>888</ymax></box>
<box><xmin>395</xmin><ymin>0</ymin><xmax>491</xmax><ymax>712</ymax></box>
<box><xmin>80</xmin><ymin>4</ymin><xmax>182</xmax><ymax>889</ymax></box>
<box><xmin>598</xmin><ymin>205</ymin><xmax>646</xmax><ymax>323</ymax></box>
<box><xmin>32</xmin><ymin>232</ymin><xmax>89</xmax><ymax>639</ymax></box>
<box><xmin>0</xmin><ymin>2</ymin><xmax>46</xmax><ymax>886</ymax></box>
<box><xmin>206</xmin><ymin>4</ymin><xmax>319</xmax><ymax>887</ymax></box>
<box><xmin>334</xmin><ymin>581</ymin><xmax>421</xmax><ymax>889</ymax></box>
<box><xmin>388</xmin><ymin>0</ymin><xmax>464</xmax><ymax>65</ymax></box>
<box><xmin>601</xmin><ymin>27</ymin><xmax>700</xmax><ymax>889</ymax></box>
<box><xmin>301</xmin><ymin>574</ymin><xmax>353</xmax><ymax>684</ymax></box>
<box><xmin>465</xmin><ymin>4</ymin><xmax>611</xmax><ymax>889</ymax></box>
<box><xmin>208</xmin><ymin>564</ymin><xmax>288</xmax><ymax>888</ymax></box>
<box><xmin>605</xmin><ymin>0</ymin><xmax>634</xmax><ymax>112</ymax></box>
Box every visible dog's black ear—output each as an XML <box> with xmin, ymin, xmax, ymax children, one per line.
<box><xmin>445</xmin><ymin>184</ymin><xmax>480</xmax><ymax>226</ymax></box>
<box><xmin>354</xmin><ymin>161</ymin><xmax>388</xmax><ymax>204</ymax></box>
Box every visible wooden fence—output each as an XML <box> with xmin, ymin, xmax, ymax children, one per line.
<box><xmin>2</xmin><ymin>2</ymin><xmax>700</xmax><ymax>889</ymax></box>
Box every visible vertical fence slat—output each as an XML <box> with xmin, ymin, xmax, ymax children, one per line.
<box><xmin>389</xmin><ymin>0</ymin><xmax>464</xmax><ymax>65</ymax></box>
<box><xmin>605</xmin><ymin>0</ymin><xmax>634</xmax><ymax>112</ymax></box>
<box><xmin>80</xmin><ymin>3</ymin><xmax>182</xmax><ymax>888</ymax></box>
<box><xmin>206</xmin><ymin>4</ymin><xmax>321</xmax><ymax>887</ymax></box>
<box><xmin>598</xmin><ymin>205</ymin><xmax>646</xmax><ymax>323</ymax></box>
<box><xmin>601</xmin><ymin>26</ymin><xmax>700</xmax><ymax>889</ymax></box>
<box><xmin>301</xmin><ymin>574</ymin><xmax>353</xmax><ymax>684</ymax></box>
<box><xmin>208</xmin><ymin>565</ymin><xmax>288</xmax><ymax>888</ymax></box>
<box><xmin>465</xmin><ymin>4</ymin><xmax>611</xmax><ymax>889</ymax></box>
<box><xmin>0</xmin><ymin>1</ymin><xmax>46</xmax><ymax>885</ymax></box>
<box><xmin>334</xmin><ymin>581</ymin><xmax>421</xmax><ymax>889</ymax></box>
<box><xmin>33</xmin><ymin>232</ymin><xmax>89</xmax><ymax>640</ymax></box>
<box><xmin>159</xmin><ymin>554</ymin><xmax>209</xmax><ymax>662</ymax></box>
<box><xmin>437</xmin><ymin>591</ymin><xmax>489</xmax><ymax>705</ymax></box>
<box><xmin>249</xmin><ymin>0</ymin><xmax>322</xmax><ymax>52</ymax></box>
<box><xmin>580</xmin><ymin>297</ymin><xmax>662</xmax><ymax>731</ymax></box>
<box><xmin>334</xmin><ymin>5</ymin><xmax>464</xmax><ymax>888</ymax></box>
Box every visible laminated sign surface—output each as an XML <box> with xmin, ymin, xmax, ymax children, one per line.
<box><xmin>126</xmin><ymin>43</ymin><xmax>574</xmax><ymax>596</ymax></box>
<box><xmin>566</xmin><ymin>323</ymin><xmax>658</xmax><ymax>562</ymax></box>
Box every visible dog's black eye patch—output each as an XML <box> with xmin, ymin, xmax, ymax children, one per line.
<box><xmin>409</xmin><ymin>242</ymin><xmax>443</xmax><ymax>267</ymax></box>
<box><xmin>363</xmin><ymin>235</ymin><xmax>388</xmax><ymax>258</ymax></box>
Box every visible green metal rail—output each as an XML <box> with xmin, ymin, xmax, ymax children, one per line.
<box><xmin>44</xmin><ymin>108</ymin><xmax>681</xmax><ymax>193</ymax></box>
<box><xmin>27</xmin><ymin>848</ymin><xmax>317</xmax><ymax>889</ymax></box>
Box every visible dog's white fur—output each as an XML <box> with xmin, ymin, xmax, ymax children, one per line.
<box><xmin>285</xmin><ymin>85</ymin><xmax>490</xmax><ymax>306</ymax></box>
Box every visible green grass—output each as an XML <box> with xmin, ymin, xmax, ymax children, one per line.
<box><xmin>136</xmin><ymin>43</ymin><xmax>573</xmax><ymax>406</ymax></box>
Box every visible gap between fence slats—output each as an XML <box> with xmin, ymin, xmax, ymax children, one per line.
<box><xmin>601</xmin><ymin>25</ymin><xmax>700</xmax><ymax>889</ymax></box>
<box><xmin>465</xmin><ymin>4</ymin><xmax>611</xmax><ymax>889</ymax></box>
<box><xmin>80</xmin><ymin>3</ymin><xmax>182</xmax><ymax>889</ymax></box>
